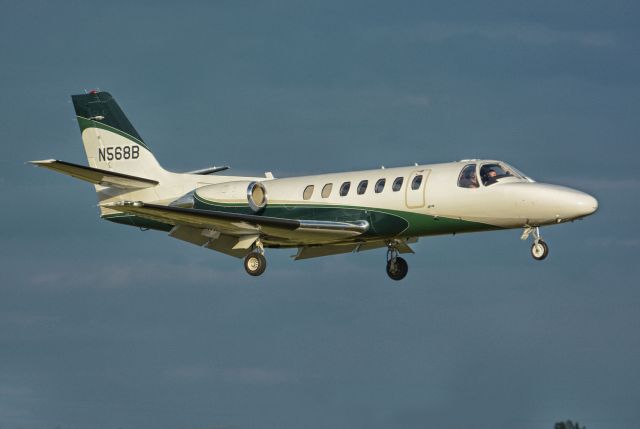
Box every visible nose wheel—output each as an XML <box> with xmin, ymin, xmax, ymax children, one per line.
<box><xmin>386</xmin><ymin>247</ymin><xmax>408</xmax><ymax>280</ymax></box>
<box><xmin>531</xmin><ymin>240</ymin><xmax>549</xmax><ymax>260</ymax></box>
<box><xmin>522</xmin><ymin>226</ymin><xmax>549</xmax><ymax>261</ymax></box>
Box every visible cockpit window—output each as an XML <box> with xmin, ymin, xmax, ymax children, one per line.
<box><xmin>479</xmin><ymin>163</ymin><xmax>515</xmax><ymax>186</ymax></box>
<box><xmin>458</xmin><ymin>164</ymin><xmax>479</xmax><ymax>188</ymax></box>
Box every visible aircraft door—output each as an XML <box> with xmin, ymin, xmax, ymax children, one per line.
<box><xmin>405</xmin><ymin>169</ymin><xmax>430</xmax><ymax>209</ymax></box>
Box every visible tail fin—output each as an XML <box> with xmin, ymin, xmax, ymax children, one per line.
<box><xmin>72</xmin><ymin>91</ymin><xmax>166</xmax><ymax>178</ymax></box>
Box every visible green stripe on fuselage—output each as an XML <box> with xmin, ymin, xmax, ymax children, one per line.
<box><xmin>193</xmin><ymin>193</ymin><xmax>499</xmax><ymax>238</ymax></box>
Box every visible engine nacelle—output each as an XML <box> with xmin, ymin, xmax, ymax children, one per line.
<box><xmin>194</xmin><ymin>180</ymin><xmax>268</xmax><ymax>213</ymax></box>
<box><xmin>247</xmin><ymin>181</ymin><xmax>268</xmax><ymax>212</ymax></box>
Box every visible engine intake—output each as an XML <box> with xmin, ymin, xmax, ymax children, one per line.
<box><xmin>247</xmin><ymin>181</ymin><xmax>268</xmax><ymax>212</ymax></box>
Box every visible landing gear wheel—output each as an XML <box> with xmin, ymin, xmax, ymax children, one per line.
<box><xmin>244</xmin><ymin>252</ymin><xmax>267</xmax><ymax>276</ymax></box>
<box><xmin>531</xmin><ymin>240</ymin><xmax>549</xmax><ymax>261</ymax></box>
<box><xmin>386</xmin><ymin>256</ymin><xmax>408</xmax><ymax>281</ymax></box>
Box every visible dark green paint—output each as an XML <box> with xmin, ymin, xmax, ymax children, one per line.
<box><xmin>72</xmin><ymin>91</ymin><xmax>151</xmax><ymax>151</ymax></box>
<box><xmin>193</xmin><ymin>193</ymin><xmax>500</xmax><ymax>238</ymax></box>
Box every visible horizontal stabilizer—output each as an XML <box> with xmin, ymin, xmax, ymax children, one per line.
<box><xmin>29</xmin><ymin>159</ymin><xmax>158</xmax><ymax>189</ymax></box>
<box><xmin>185</xmin><ymin>165</ymin><xmax>230</xmax><ymax>175</ymax></box>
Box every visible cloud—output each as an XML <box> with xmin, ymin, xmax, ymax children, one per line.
<box><xmin>392</xmin><ymin>95</ymin><xmax>431</xmax><ymax>108</ymax></box>
<box><xmin>221</xmin><ymin>367</ymin><xmax>293</xmax><ymax>384</ymax></box>
<box><xmin>0</xmin><ymin>384</ymin><xmax>35</xmax><ymax>424</ymax></box>
<box><xmin>166</xmin><ymin>365</ymin><xmax>295</xmax><ymax>385</ymax></box>
<box><xmin>365</xmin><ymin>22</ymin><xmax>615</xmax><ymax>48</ymax></box>
<box><xmin>26</xmin><ymin>259</ymin><xmax>235</xmax><ymax>290</ymax></box>
<box><xmin>2</xmin><ymin>311</ymin><xmax>56</xmax><ymax>327</ymax></box>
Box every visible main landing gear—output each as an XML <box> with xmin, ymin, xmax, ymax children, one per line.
<box><xmin>521</xmin><ymin>226</ymin><xmax>549</xmax><ymax>261</ymax></box>
<box><xmin>244</xmin><ymin>240</ymin><xmax>267</xmax><ymax>276</ymax></box>
<box><xmin>386</xmin><ymin>246</ymin><xmax>408</xmax><ymax>281</ymax></box>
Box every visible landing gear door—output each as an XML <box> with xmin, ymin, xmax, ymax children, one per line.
<box><xmin>405</xmin><ymin>169</ymin><xmax>430</xmax><ymax>209</ymax></box>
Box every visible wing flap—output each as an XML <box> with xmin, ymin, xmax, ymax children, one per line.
<box><xmin>29</xmin><ymin>159</ymin><xmax>158</xmax><ymax>189</ymax></box>
<box><xmin>168</xmin><ymin>225</ymin><xmax>251</xmax><ymax>258</ymax></box>
<box><xmin>294</xmin><ymin>237</ymin><xmax>418</xmax><ymax>260</ymax></box>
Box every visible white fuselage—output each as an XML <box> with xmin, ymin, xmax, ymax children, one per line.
<box><xmin>191</xmin><ymin>160</ymin><xmax>598</xmax><ymax>233</ymax></box>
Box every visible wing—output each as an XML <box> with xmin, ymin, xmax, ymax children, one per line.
<box><xmin>104</xmin><ymin>201</ymin><xmax>370</xmax><ymax>254</ymax></box>
<box><xmin>293</xmin><ymin>237</ymin><xmax>417</xmax><ymax>260</ymax></box>
<box><xmin>29</xmin><ymin>159</ymin><xmax>158</xmax><ymax>189</ymax></box>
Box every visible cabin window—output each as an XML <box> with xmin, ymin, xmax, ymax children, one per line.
<box><xmin>357</xmin><ymin>180</ymin><xmax>368</xmax><ymax>195</ymax></box>
<box><xmin>457</xmin><ymin>164</ymin><xmax>479</xmax><ymax>188</ymax></box>
<box><xmin>339</xmin><ymin>181</ymin><xmax>351</xmax><ymax>196</ymax></box>
<box><xmin>321</xmin><ymin>183</ymin><xmax>333</xmax><ymax>198</ymax></box>
<box><xmin>375</xmin><ymin>178</ymin><xmax>386</xmax><ymax>193</ymax></box>
<box><xmin>392</xmin><ymin>176</ymin><xmax>404</xmax><ymax>192</ymax></box>
<box><xmin>411</xmin><ymin>175</ymin><xmax>423</xmax><ymax>190</ymax></box>
<box><xmin>303</xmin><ymin>185</ymin><xmax>314</xmax><ymax>200</ymax></box>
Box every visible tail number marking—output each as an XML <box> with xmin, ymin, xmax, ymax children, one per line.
<box><xmin>98</xmin><ymin>145</ymin><xmax>140</xmax><ymax>161</ymax></box>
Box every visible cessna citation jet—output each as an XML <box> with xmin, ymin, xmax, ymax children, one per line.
<box><xmin>30</xmin><ymin>91</ymin><xmax>598</xmax><ymax>280</ymax></box>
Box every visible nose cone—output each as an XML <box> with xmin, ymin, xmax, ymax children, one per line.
<box><xmin>550</xmin><ymin>187</ymin><xmax>599</xmax><ymax>220</ymax></box>
<box><xmin>573</xmin><ymin>191</ymin><xmax>598</xmax><ymax>217</ymax></box>
<box><xmin>509</xmin><ymin>183</ymin><xmax>599</xmax><ymax>225</ymax></box>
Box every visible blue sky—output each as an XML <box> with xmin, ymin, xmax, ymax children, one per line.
<box><xmin>1</xmin><ymin>1</ymin><xmax>639</xmax><ymax>428</ymax></box>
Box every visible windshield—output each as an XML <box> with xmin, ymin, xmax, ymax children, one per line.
<box><xmin>479</xmin><ymin>163</ymin><xmax>523</xmax><ymax>186</ymax></box>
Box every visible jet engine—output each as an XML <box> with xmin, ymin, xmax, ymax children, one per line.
<box><xmin>192</xmin><ymin>180</ymin><xmax>269</xmax><ymax>212</ymax></box>
<box><xmin>246</xmin><ymin>181</ymin><xmax>268</xmax><ymax>212</ymax></box>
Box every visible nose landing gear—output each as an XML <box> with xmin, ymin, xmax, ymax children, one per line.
<box><xmin>522</xmin><ymin>226</ymin><xmax>549</xmax><ymax>261</ymax></box>
<box><xmin>386</xmin><ymin>246</ymin><xmax>408</xmax><ymax>280</ymax></box>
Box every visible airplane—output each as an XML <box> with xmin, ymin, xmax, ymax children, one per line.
<box><xmin>30</xmin><ymin>91</ymin><xmax>599</xmax><ymax>280</ymax></box>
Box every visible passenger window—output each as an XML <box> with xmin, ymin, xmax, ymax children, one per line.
<box><xmin>457</xmin><ymin>164</ymin><xmax>479</xmax><ymax>188</ymax></box>
<box><xmin>321</xmin><ymin>183</ymin><xmax>333</xmax><ymax>198</ymax></box>
<box><xmin>357</xmin><ymin>180</ymin><xmax>368</xmax><ymax>195</ymax></box>
<box><xmin>411</xmin><ymin>175</ymin><xmax>423</xmax><ymax>190</ymax></box>
<box><xmin>375</xmin><ymin>178</ymin><xmax>386</xmax><ymax>193</ymax></box>
<box><xmin>303</xmin><ymin>185</ymin><xmax>314</xmax><ymax>200</ymax></box>
<box><xmin>339</xmin><ymin>181</ymin><xmax>351</xmax><ymax>196</ymax></box>
<box><xmin>392</xmin><ymin>177</ymin><xmax>403</xmax><ymax>192</ymax></box>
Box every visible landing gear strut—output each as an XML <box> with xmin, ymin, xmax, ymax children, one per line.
<box><xmin>244</xmin><ymin>240</ymin><xmax>267</xmax><ymax>276</ymax></box>
<box><xmin>522</xmin><ymin>226</ymin><xmax>549</xmax><ymax>261</ymax></box>
<box><xmin>386</xmin><ymin>246</ymin><xmax>408</xmax><ymax>281</ymax></box>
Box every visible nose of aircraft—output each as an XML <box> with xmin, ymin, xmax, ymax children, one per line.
<box><xmin>549</xmin><ymin>186</ymin><xmax>598</xmax><ymax>220</ymax></box>
<box><xmin>511</xmin><ymin>183</ymin><xmax>599</xmax><ymax>224</ymax></box>
<box><xmin>573</xmin><ymin>190</ymin><xmax>599</xmax><ymax>217</ymax></box>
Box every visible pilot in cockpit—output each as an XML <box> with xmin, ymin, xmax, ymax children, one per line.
<box><xmin>469</xmin><ymin>171</ymin><xmax>479</xmax><ymax>188</ymax></box>
<box><xmin>485</xmin><ymin>169</ymin><xmax>498</xmax><ymax>184</ymax></box>
<box><xmin>480</xmin><ymin>165</ymin><xmax>499</xmax><ymax>186</ymax></box>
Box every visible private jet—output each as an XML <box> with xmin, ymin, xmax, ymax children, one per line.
<box><xmin>30</xmin><ymin>91</ymin><xmax>598</xmax><ymax>280</ymax></box>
